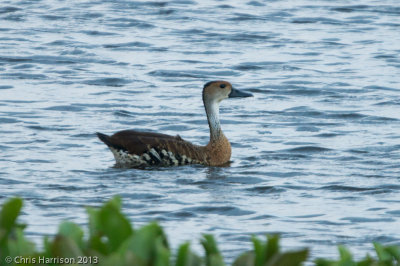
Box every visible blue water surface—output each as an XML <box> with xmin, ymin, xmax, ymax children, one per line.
<box><xmin>1</xmin><ymin>0</ymin><xmax>400</xmax><ymax>262</ymax></box>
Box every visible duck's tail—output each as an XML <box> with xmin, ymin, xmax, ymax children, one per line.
<box><xmin>96</xmin><ymin>132</ymin><xmax>112</xmax><ymax>146</ymax></box>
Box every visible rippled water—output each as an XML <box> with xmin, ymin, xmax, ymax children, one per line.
<box><xmin>1</xmin><ymin>0</ymin><xmax>400</xmax><ymax>261</ymax></box>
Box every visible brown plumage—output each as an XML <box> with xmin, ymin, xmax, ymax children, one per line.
<box><xmin>97</xmin><ymin>81</ymin><xmax>252</xmax><ymax>167</ymax></box>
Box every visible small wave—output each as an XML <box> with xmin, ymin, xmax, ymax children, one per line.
<box><xmin>25</xmin><ymin>159</ymin><xmax>56</xmax><ymax>164</ymax></box>
<box><xmin>249</xmin><ymin>214</ymin><xmax>276</xmax><ymax>220</ymax></box>
<box><xmin>0</xmin><ymin>6</ymin><xmax>20</xmax><ymax>14</ymax></box>
<box><xmin>80</xmin><ymin>30</ymin><xmax>118</xmax><ymax>36</ymax></box>
<box><xmin>286</xmin><ymin>146</ymin><xmax>331</xmax><ymax>153</ymax></box>
<box><xmin>0</xmin><ymin>117</ymin><xmax>19</xmax><ymax>123</ymax></box>
<box><xmin>247</xmin><ymin>1</ymin><xmax>265</xmax><ymax>7</ymax></box>
<box><xmin>313</xmin><ymin>133</ymin><xmax>341</xmax><ymax>138</ymax></box>
<box><xmin>228</xmin><ymin>13</ymin><xmax>267</xmax><ymax>22</ymax></box>
<box><xmin>0</xmin><ymin>177</ymin><xmax>28</xmax><ymax>185</ymax></box>
<box><xmin>148</xmin><ymin>69</ymin><xmax>238</xmax><ymax>78</ymax></box>
<box><xmin>290</xmin><ymin>214</ymin><xmax>324</xmax><ymax>219</ymax></box>
<box><xmin>83</xmin><ymin>77</ymin><xmax>131</xmax><ymax>87</ymax></box>
<box><xmin>292</xmin><ymin>17</ymin><xmax>343</xmax><ymax>25</ymax></box>
<box><xmin>44</xmin><ymin>105</ymin><xmax>85</xmax><ymax>112</ymax></box>
<box><xmin>331</xmin><ymin>5</ymin><xmax>370</xmax><ymax>13</ymax></box>
<box><xmin>0</xmin><ymin>85</ymin><xmax>14</xmax><ymax>90</ymax></box>
<box><xmin>296</xmin><ymin>126</ymin><xmax>320</xmax><ymax>132</ymax></box>
<box><xmin>364</xmin><ymin>85</ymin><xmax>398</xmax><ymax>91</ymax></box>
<box><xmin>1</xmin><ymin>72</ymin><xmax>47</xmax><ymax>80</ymax></box>
<box><xmin>320</xmin><ymin>185</ymin><xmax>375</xmax><ymax>192</ymax></box>
<box><xmin>168</xmin><ymin>211</ymin><xmax>196</xmax><ymax>218</ymax></box>
<box><xmin>246</xmin><ymin>185</ymin><xmax>286</xmax><ymax>194</ymax></box>
<box><xmin>341</xmin><ymin>217</ymin><xmax>395</xmax><ymax>223</ymax></box>
<box><xmin>0</xmin><ymin>56</ymin><xmax>32</xmax><ymax>63</ymax></box>
<box><xmin>107</xmin><ymin>18</ymin><xmax>155</xmax><ymax>29</ymax></box>
<box><xmin>183</xmin><ymin>206</ymin><xmax>255</xmax><ymax>216</ymax></box>
<box><xmin>233</xmin><ymin>61</ymin><xmax>284</xmax><ymax>71</ymax></box>
<box><xmin>2</xmin><ymin>14</ymin><xmax>24</xmax><ymax>21</ymax></box>
<box><xmin>327</xmin><ymin>112</ymin><xmax>366</xmax><ymax>119</ymax></box>
<box><xmin>0</xmin><ymin>144</ymin><xmax>11</xmax><ymax>150</ymax></box>
<box><xmin>41</xmin><ymin>15</ymin><xmax>66</xmax><ymax>20</ymax></box>
<box><xmin>113</xmin><ymin>110</ymin><xmax>140</xmax><ymax>117</ymax></box>
<box><xmin>26</xmin><ymin>125</ymin><xmax>73</xmax><ymax>131</ymax></box>
<box><xmin>386</xmin><ymin>210</ymin><xmax>400</xmax><ymax>216</ymax></box>
<box><xmin>103</xmin><ymin>41</ymin><xmax>151</xmax><ymax>49</ymax></box>
<box><xmin>41</xmin><ymin>184</ymin><xmax>88</xmax><ymax>191</ymax></box>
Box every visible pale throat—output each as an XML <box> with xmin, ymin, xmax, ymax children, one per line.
<box><xmin>204</xmin><ymin>98</ymin><xmax>223</xmax><ymax>141</ymax></box>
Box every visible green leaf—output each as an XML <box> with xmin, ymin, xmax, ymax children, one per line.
<box><xmin>118</xmin><ymin>222</ymin><xmax>168</xmax><ymax>265</ymax></box>
<box><xmin>58</xmin><ymin>221</ymin><xmax>84</xmax><ymax>250</ymax></box>
<box><xmin>208</xmin><ymin>254</ymin><xmax>225</xmax><ymax>266</ymax></box>
<box><xmin>87</xmin><ymin>206</ymin><xmax>109</xmax><ymax>254</ymax></box>
<box><xmin>201</xmin><ymin>235</ymin><xmax>220</xmax><ymax>255</ymax></box>
<box><xmin>4</xmin><ymin>196</ymin><xmax>400</xmax><ymax>266</ymax></box>
<box><xmin>6</xmin><ymin>227</ymin><xmax>35</xmax><ymax>257</ymax></box>
<box><xmin>87</xmin><ymin>206</ymin><xmax>101</xmax><ymax>237</ymax></box>
<box><xmin>0</xmin><ymin>198</ymin><xmax>23</xmax><ymax>243</ymax></box>
<box><xmin>265</xmin><ymin>235</ymin><xmax>280</xmax><ymax>261</ymax></box>
<box><xmin>176</xmin><ymin>242</ymin><xmax>191</xmax><ymax>266</ymax></box>
<box><xmin>99</xmin><ymin>252</ymin><xmax>130</xmax><ymax>266</ymax></box>
<box><xmin>266</xmin><ymin>249</ymin><xmax>308</xmax><ymax>266</ymax></box>
<box><xmin>338</xmin><ymin>245</ymin><xmax>354</xmax><ymax>264</ymax></box>
<box><xmin>232</xmin><ymin>251</ymin><xmax>255</xmax><ymax>266</ymax></box>
<box><xmin>314</xmin><ymin>258</ymin><xmax>336</xmax><ymax>266</ymax></box>
<box><xmin>251</xmin><ymin>235</ymin><xmax>281</xmax><ymax>266</ymax></box>
<box><xmin>88</xmin><ymin>235</ymin><xmax>109</xmax><ymax>255</ymax></box>
<box><xmin>87</xmin><ymin>196</ymin><xmax>133</xmax><ymax>253</ymax></box>
<box><xmin>384</xmin><ymin>245</ymin><xmax>400</xmax><ymax>262</ymax></box>
<box><xmin>50</xmin><ymin>235</ymin><xmax>83</xmax><ymax>258</ymax></box>
<box><xmin>43</xmin><ymin>236</ymin><xmax>51</xmax><ymax>257</ymax></box>
<box><xmin>201</xmin><ymin>234</ymin><xmax>225</xmax><ymax>266</ymax></box>
<box><xmin>251</xmin><ymin>236</ymin><xmax>266</xmax><ymax>266</ymax></box>
<box><xmin>374</xmin><ymin>243</ymin><xmax>392</xmax><ymax>261</ymax></box>
<box><xmin>356</xmin><ymin>255</ymin><xmax>377</xmax><ymax>266</ymax></box>
<box><xmin>175</xmin><ymin>242</ymin><xmax>202</xmax><ymax>266</ymax></box>
<box><xmin>98</xmin><ymin>203</ymin><xmax>132</xmax><ymax>252</ymax></box>
<box><xmin>155</xmin><ymin>237</ymin><xmax>170</xmax><ymax>266</ymax></box>
<box><xmin>87</xmin><ymin>196</ymin><xmax>123</xmax><ymax>236</ymax></box>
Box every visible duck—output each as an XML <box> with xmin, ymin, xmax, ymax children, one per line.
<box><xmin>97</xmin><ymin>81</ymin><xmax>252</xmax><ymax>167</ymax></box>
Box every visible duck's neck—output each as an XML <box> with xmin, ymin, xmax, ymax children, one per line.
<box><xmin>204</xmin><ymin>98</ymin><xmax>223</xmax><ymax>141</ymax></box>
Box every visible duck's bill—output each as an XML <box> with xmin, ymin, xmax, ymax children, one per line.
<box><xmin>228</xmin><ymin>88</ymin><xmax>253</xmax><ymax>98</ymax></box>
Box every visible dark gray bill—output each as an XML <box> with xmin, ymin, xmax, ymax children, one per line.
<box><xmin>228</xmin><ymin>87</ymin><xmax>253</xmax><ymax>98</ymax></box>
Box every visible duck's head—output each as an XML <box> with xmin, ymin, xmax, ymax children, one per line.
<box><xmin>202</xmin><ymin>80</ymin><xmax>253</xmax><ymax>103</ymax></box>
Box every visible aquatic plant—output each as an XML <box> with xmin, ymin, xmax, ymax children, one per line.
<box><xmin>0</xmin><ymin>197</ymin><xmax>399</xmax><ymax>266</ymax></box>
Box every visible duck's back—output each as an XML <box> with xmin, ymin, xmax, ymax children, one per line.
<box><xmin>97</xmin><ymin>130</ymin><xmax>205</xmax><ymax>167</ymax></box>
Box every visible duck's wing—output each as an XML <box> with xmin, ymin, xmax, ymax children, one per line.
<box><xmin>97</xmin><ymin>130</ymin><xmax>205</xmax><ymax>166</ymax></box>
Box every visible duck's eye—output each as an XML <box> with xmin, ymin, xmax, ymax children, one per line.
<box><xmin>220</xmin><ymin>84</ymin><xmax>226</xmax><ymax>88</ymax></box>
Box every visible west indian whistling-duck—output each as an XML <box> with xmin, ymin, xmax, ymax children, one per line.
<box><xmin>97</xmin><ymin>81</ymin><xmax>252</xmax><ymax>167</ymax></box>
